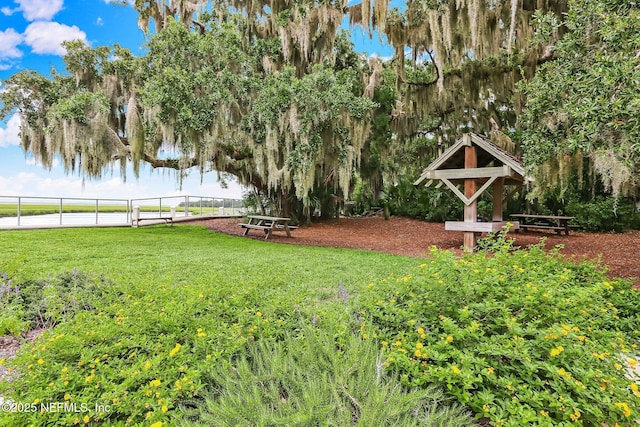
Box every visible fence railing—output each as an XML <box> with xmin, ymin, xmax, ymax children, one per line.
<box><xmin>0</xmin><ymin>195</ymin><xmax>245</xmax><ymax>228</ymax></box>
<box><xmin>130</xmin><ymin>195</ymin><xmax>246</xmax><ymax>218</ymax></box>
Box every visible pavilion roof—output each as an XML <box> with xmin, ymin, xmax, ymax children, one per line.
<box><xmin>414</xmin><ymin>133</ymin><xmax>526</xmax><ymax>186</ymax></box>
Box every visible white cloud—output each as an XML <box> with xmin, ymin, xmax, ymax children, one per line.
<box><xmin>0</xmin><ymin>114</ymin><xmax>22</xmax><ymax>148</ymax></box>
<box><xmin>0</xmin><ymin>169</ymin><xmax>246</xmax><ymax>200</ymax></box>
<box><xmin>96</xmin><ymin>17</ymin><xmax>104</xmax><ymax>26</ymax></box>
<box><xmin>25</xmin><ymin>156</ymin><xmax>60</xmax><ymax>168</ymax></box>
<box><xmin>14</xmin><ymin>0</ymin><xmax>64</xmax><ymax>21</ymax></box>
<box><xmin>1</xmin><ymin>6</ymin><xmax>18</xmax><ymax>16</ymax></box>
<box><xmin>0</xmin><ymin>28</ymin><xmax>23</xmax><ymax>60</ymax></box>
<box><xmin>23</xmin><ymin>21</ymin><xmax>87</xmax><ymax>56</ymax></box>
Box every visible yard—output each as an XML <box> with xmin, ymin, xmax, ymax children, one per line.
<box><xmin>0</xmin><ymin>224</ymin><xmax>638</xmax><ymax>426</ymax></box>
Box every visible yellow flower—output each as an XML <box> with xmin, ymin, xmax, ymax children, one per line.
<box><xmin>451</xmin><ymin>365</ymin><xmax>461</xmax><ymax>375</ymax></box>
<box><xmin>64</xmin><ymin>393</ymin><xmax>71</xmax><ymax>401</ymax></box>
<box><xmin>446</xmin><ymin>335</ymin><xmax>454</xmax><ymax>343</ymax></box>
<box><xmin>161</xmin><ymin>405</ymin><xmax>169</xmax><ymax>413</ymax></box>
<box><xmin>37</xmin><ymin>359</ymin><xmax>44</xmax><ymax>365</ymax></box>
<box><xmin>169</xmin><ymin>343</ymin><xmax>182</xmax><ymax>357</ymax></box>
<box><xmin>256</xmin><ymin>311</ymin><xmax>263</xmax><ymax>317</ymax></box>
<box><xmin>196</xmin><ymin>328</ymin><xmax>207</xmax><ymax>337</ymax></box>
<box><xmin>486</xmin><ymin>367</ymin><xmax>495</xmax><ymax>375</ymax></box>
<box><xmin>145</xmin><ymin>361</ymin><xmax>152</xmax><ymax>370</ymax></box>
<box><xmin>614</xmin><ymin>402</ymin><xmax>631</xmax><ymax>417</ymax></box>
<box><xmin>150</xmin><ymin>379</ymin><xmax>161</xmax><ymax>387</ymax></box>
<box><xmin>83</xmin><ymin>415</ymin><xmax>90</xmax><ymax>423</ymax></box>
<box><xmin>569</xmin><ymin>409</ymin><xmax>581</xmax><ymax>421</ymax></box>
<box><xmin>414</xmin><ymin>349</ymin><xmax>422</xmax><ymax>357</ymax></box>
<box><xmin>415</xmin><ymin>342</ymin><xmax>423</xmax><ymax>350</ymax></box>
<box><xmin>549</xmin><ymin>346</ymin><xmax>564</xmax><ymax>357</ymax></box>
<box><xmin>150</xmin><ymin>422</ymin><xmax>163</xmax><ymax>427</ymax></box>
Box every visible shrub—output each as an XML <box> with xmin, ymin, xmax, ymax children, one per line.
<box><xmin>0</xmin><ymin>269</ymin><xmax>114</xmax><ymax>332</ymax></box>
<box><xmin>360</xmin><ymin>241</ymin><xmax>640</xmax><ymax>425</ymax></box>
<box><xmin>565</xmin><ymin>196</ymin><xmax>640</xmax><ymax>232</ymax></box>
<box><xmin>179</xmin><ymin>326</ymin><xmax>474</xmax><ymax>426</ymax></box>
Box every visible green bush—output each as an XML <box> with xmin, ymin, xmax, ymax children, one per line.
<box><xmin>565</xmin><ymin>196</ymin><xmax>640</xmax><ymax>232</ymax></box>
<box><xmin>0</xmin><ymin>269</ymin><xmax>114</xmax><ymax>331</ymax></box>
<box><xmin>360</xmin><ymin>239</ymin><xmax>640</xmax><ymax>425</ymax></box>
<box><xmin>180</xmin><ymin>326</ymin><xmax>474</xmax><ymax>426</ymax></box>
<box><xmin>381</xmin><ymin>179</ymin><xmax>463</xmax><ymax>222</ymax></box>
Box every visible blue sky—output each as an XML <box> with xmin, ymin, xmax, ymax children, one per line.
<box><xmin>0</xmin><ymin>0</ymin><xmax>394</xmax><ymax>201</ymax></box>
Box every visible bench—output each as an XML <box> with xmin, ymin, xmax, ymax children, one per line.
<box><xmin>132</xmin><ymin>217</ymin><xmax>173</xmax><ymax>227</ymax></box>
<box><xmin>240</xmin><ymin>223</ymin><xmax>271</xmax><ymax>231</ymax></box>
<box><xmin>510</xmin><ymin>214</ymin><xmax>575</xmax><ymax>236</ymax></box>
<box><xmin>240</xmin><ymin>215</ymin><xmax>294</xmax><ymax>240</ymax></box>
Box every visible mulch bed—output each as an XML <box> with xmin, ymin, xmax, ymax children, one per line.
<box><xmin>188</xmin><ymin>216</ymin><xmax>640</xmax><ymax>287</ymax></box>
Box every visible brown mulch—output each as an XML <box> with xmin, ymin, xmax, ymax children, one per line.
<box><xmin>188</xmin><ymin>216</ymin><xmax>640</xmax><ymax>287</ymax></box>
<box><xmin>0</xmin><ymin>328</ymin><xmax>46</xmax><ymax>382</ymax></box>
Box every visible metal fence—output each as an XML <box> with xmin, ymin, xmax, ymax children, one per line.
<box><xmin>0</xmin><ymin>195</ymin><xmax>245</xmax><ymax>228</ymax></box>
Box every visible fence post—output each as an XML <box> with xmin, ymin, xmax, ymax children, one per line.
<box><xmin>132</xmin><ymin>206</ymin><xmax>140</xmax><ymax>227</ymax></box>
<box><xmin>17</xmin><ymin>197</ymin><xmax>21</xmax><ymax>226</ymax></box>
<box><xmin>95</xmin><ymin>199</ymin><xmax>99</xmax><ymax>225</ymax></box>
<box><xmin>59</xmin><ymin>198</ymin><xmax>63</xmax><ymax>225</ymax></box>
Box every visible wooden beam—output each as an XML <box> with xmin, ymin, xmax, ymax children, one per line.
<box><xmin>463</xmin><ymin>145</ymin><xmax>477</xmax><ymax>251</ymax></box>
<box><xmin>423</xmin><ymin>166</ymin><xmax>511</xmax><ymax>180</ymax></box>
<box><xmin>445</xmin><ymin>221</ymin><xmax>520</xmax><ymax>232</ymax></box>
<box><xmin>441</xmin><ymin>176</ymin><xmax>498</xmax><ymax>206</ymax></box>
<box><xmin>493</xmin><ymin>177</ymin><xmax>505</xmax><ymax>221</ymax></box>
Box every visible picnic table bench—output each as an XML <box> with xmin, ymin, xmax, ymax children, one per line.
<box><xmin>132</xmin><ymin>216</ymin><xmax>173</xmax><ymax>227</ymax></box>
<box><xmin>240</xmin><ymin>215</ymin><xmax>296</xmax><ymax>240</ymax></box>
<box><xmin>510</xmin><ymin>213</ymin><xmax>576</xmax><ymax>235</ymax></box>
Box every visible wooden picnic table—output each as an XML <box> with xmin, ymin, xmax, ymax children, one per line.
<box><xmin>240</xmin><ymin>215</ymin><xmax>294</xmax><ymax>240</ymax></box>
<box><xmin>510</xmin><ymin>213</ymin><xmax>576</xmax><ymax>235</ymax></box>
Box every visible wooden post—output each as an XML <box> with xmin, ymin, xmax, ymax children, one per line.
<box><xmin>492</xmin><ymin>178</ymin><xmax>504</xmax><ymax>221</ymax></box>
<box><xmin>463</xmin><ymin>143</ymin><xmax>477</xmax><ymax>251</ymax></box>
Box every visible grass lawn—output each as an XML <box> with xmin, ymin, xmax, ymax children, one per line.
<box><xmin>0</xmin><ymin>226</ymin><xmax>638</xmax><ymax>426</ymax></box>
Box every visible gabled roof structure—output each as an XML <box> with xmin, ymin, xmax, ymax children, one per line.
<box><xmin>414</xmin><ymin>133</ymin><xmax>526</xmax><ymax>207</ymax></box>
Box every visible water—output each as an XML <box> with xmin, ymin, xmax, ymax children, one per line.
<box><xmin>0</xmin><ymin>212</ymin><xmax>186</xmax><ymax>228</ymax></box>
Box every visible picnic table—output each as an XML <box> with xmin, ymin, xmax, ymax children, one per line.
<box><xmin>510</xmin><ymin>213</ymin><xmax>576</xmax><ymax>235</ymax></box>
<box><xmin>240</xmin><ymin>215</ymin><xmax>295</xmax><ymax>240</ymax></box>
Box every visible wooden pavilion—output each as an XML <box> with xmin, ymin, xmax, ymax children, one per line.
<box><xmin>414</xmin><ymin>133</ymin><xmax>526</xmax><ymax>251</ymax></box>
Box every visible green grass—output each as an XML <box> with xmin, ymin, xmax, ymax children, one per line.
<box><xmin>0</xmin><ymin>226</ymin><xmax>413</xmax><ymax>284</ymax></box>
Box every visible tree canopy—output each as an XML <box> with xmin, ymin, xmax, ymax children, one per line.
<box><xmin>519</xmin><ymin>0</ymin><xmax>640</xmax><ymax>199</ymax></box>
<box><xmin>3</xmin><ymin>0</ymin><xmax>636</xmax><ymax>220</ymax></box>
